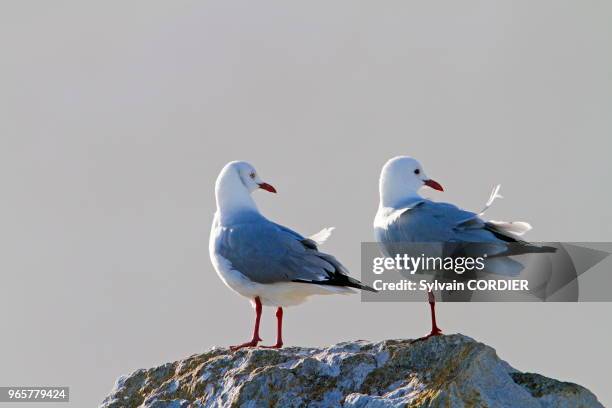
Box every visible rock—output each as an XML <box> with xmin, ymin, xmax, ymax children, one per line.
<box><xmin>100</xmin><ymin>334</ymin><xmax>602</xmax><ymax>408</ymax></box>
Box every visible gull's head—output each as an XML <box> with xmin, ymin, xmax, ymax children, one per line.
<box><xmin>379</xmin><ymin>156</ymin><xmax>443</xmax><ymax>206</ymax></box>
<box><xmin>215</xmin><ymin>160</ymin><xmax>277</xmax><ymax>215</ymax></box>
<box><xmin>217</xmin><ymin>160</ymin><xmax>277</xmax><ymax>195</ymax></box>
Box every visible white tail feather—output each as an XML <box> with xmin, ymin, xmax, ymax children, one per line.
<box><xmin>488</xmin><ymin>220</ymin><xmax>532</xmax><ymax>236</ymax></box>
<box><xmin>308</xmin><ymin>227</ymin><xmax>335</xmax><ymax>246</ymax></box>
<box><xmin>479</xmin><ymin>184</ymin><xmax>504</xmax><ymax>216</ymax></box>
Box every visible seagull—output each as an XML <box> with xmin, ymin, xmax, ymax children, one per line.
<box><xmin>374</xmin><ymin>156</ymin><xmax>554</xmax><ymax>340</ymax></box>
<box><xmin>210</xmin><ymin>161</ymin><xmax>376</xmax><ymax>350</ymax></box>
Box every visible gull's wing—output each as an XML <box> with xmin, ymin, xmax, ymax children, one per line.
<box><xmin>379</xmin><ymin>200</ymin><xmax>499</xmax><ymax>244</ymax></box>
<box><xmin>377</xmin><ymin>200</ymin><xmax>554</xmax><ymax>276</ymax></box>
<box><xmin>215</xmin><ymin>218</ymin><xmax>375</xmax><ymax>291</ymax></box>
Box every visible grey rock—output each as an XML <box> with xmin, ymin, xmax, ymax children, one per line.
<box><xmin>100</xmin><ymin>334</ymin><xmax>602</xmax><ymax>408</ymax></box>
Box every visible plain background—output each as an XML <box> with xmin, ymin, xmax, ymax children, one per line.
<box><xmin>1</xmin><ymin>1</ymin><xmax>611</xmax><ymax>406</ymax></box>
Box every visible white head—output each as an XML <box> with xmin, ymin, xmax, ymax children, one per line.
<box><xmin>215</xmin><ymin>161</ymin><xmax>276</xmax><ymax>214</ymax></box>
<box><xmin>379</xmin><ymin>156</ymin><xmax>443</xmax><ymax>207</ymax></box>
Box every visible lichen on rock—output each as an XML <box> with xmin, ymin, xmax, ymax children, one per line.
<box><xmin>100</xmin><ymin>334</ymin><xmax>602</xmax><ymax>408</ymax></box>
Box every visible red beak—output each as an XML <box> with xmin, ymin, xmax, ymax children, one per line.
<box><xmin>423</xmin><ymin>179</ymin><xmax>444</xmax><ymax>192</ymax></box>
<box><xmin>258</xmin><ymin>182</ymin><xmax>277</xmax><ymax>193</ymax></box>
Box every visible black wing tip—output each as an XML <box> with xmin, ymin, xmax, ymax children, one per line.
<box><xmin>344</xmin><ymin>279</ymin><xmax>378</xmax><ymax>292</ymax></box>
<box><xmin>359</xmin><ymin>283</ymin><xmax>379</xmax><ymax>293</ymax></box>
<box><xmin>293</xmin><ymin>250</ymin><xmax>379</xmax><ymax>293</ymax></box>
<box><xmin>292</xmin><ymin>278</ymin><xmax>378</xmax><ymax>293</ymax></box>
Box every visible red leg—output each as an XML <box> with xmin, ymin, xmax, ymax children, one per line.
<box><xmin>262</xmin><ymin>307</ymin><xmax>283</xmax><ymax>349</ymax></box>
<box><xmin>230</xmin><ymin>297</ymin><xmax>263</xmax><ymax>351</ymax></box>
<box><xmin>413</xmin><ymin>290</ymin><xmax>443</xmax><ymax>342</ymax></box>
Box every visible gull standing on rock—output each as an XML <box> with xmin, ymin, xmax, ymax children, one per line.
<box><xmin>374</xmin><ymin>156</ymin><xmax>554</xmax><ymax>340</ymax></box>
<box><xmin>210</xmin><ymin>161</ymin><xmax>376</xmax><ymax>350</ymax></box>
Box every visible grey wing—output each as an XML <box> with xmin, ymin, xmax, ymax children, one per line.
<box><xmin>216</xmin><ymin>221</ymin><xmax>375</xmax><ymax>291</ymax></box>
<box><xmin>382</xmin><ymin>201</ymin><xmax>503</xmax><ymax>243</ymax></box>
<box><xmin>417</xmin><ymin>202</ymin><xmax>555</xmax><ymax>256</ymax></box>
<box><xmin>379</xmin><ymin>201</ymin><xmax>554</xmax><ymax>277</ymax></box>
<box><xmin>379</xmin><ymin>201</ymin><xmax>512</xmax><ymax>259</ymax></box>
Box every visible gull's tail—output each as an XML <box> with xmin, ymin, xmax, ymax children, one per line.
<box><xmin>479</xmin><ymin>185</ymin><xmax>533</xmax><ymax>237</ymax></box>
<box><xmin>488</xmin><ymin>220</ymin><xmax>532</xmax><ymax>236</ymax></box>
<box><xmin>308</xmin><ymin>227</ymin><xmax>335</xmax><ymax>246</ymax></box>
<box><xmin>478</xmin><ymin>184</ymin><xmax>503</xmax><ymax>216</ymax></box>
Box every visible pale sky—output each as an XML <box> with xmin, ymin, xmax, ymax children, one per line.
<box><xmin>1</xmin><ymin>1</ymin><xmax>611</xmax><ymax>406</ymax></box>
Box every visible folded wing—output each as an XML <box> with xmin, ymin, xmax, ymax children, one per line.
<box><xmin>216</xmin><ymin>219</ymin><xmax>375</xmax><ymax>291</ymax></box>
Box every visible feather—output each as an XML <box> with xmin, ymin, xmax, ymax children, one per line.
<box><xmin>478</xmin><ymin>184</ymin><xmax>503</xmax><ymax>216</ymax></box>
<box><xmin>308</xmin><ymin>227</ymin><xmax>335</xmax><ymax>246</ymax></box>
<box><xmin>488</xmin><ymin>220</ymin><xmax>532</xmax><ymax>236</ymax></box>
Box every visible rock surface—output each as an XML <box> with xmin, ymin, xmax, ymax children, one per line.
<box><xmin>101</xmin><ymin>334</ymin><xmax>602</xmax><ymax>408</ymax></box>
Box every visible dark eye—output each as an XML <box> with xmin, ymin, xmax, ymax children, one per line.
<box><xmin>414</xmin><ymin>169</ymin><xmax>420</xmax><ymax>175</ymax></box>
<box><xmin>249</xmin><ymin>172</ymin><xmax>256</xmax><ymax>179</ymax></box>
